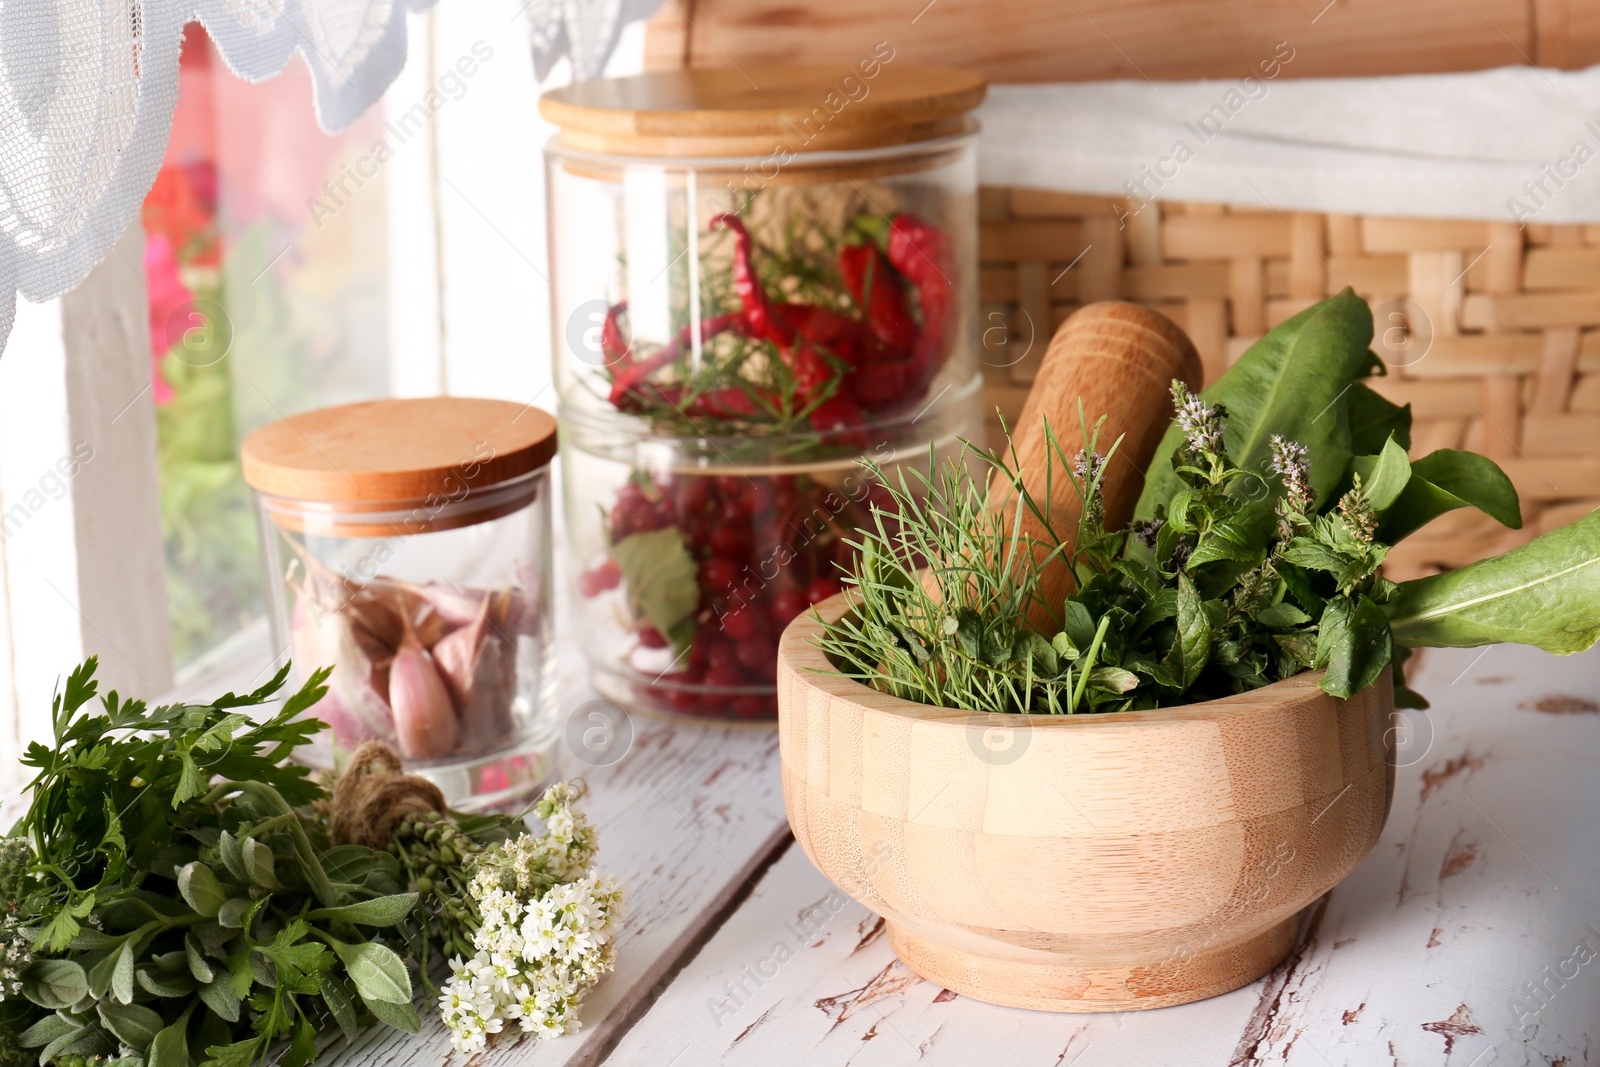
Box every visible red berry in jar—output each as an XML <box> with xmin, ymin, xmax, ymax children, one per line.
<box><xmin>705</xmin><ymin>663</ymin><xmax>744</xmax><ymax>691</ymax></box>
<box><xmin>720</xmin><ymin>604</ymin><xmax>758</xmax><ymax>642</ymax></box>
<box><xmin>637</xmin><ymin>625</ymin><xmax>669</xmax><ymax>649</ymax></box>
<box><xmin>701</xmin><ymin>556</ymin><xmax>741</xmax><ymax>593</ymax></box>
<box><xmin>735</xmin><ymin>635</ymin><xmax>775</xmax><ymax>671</ymax></box>
<box><xmin>706</xmin><ymin>639</ymin><xmax>740</xmax><ymax>673</ymax></box>
<box><xmin>732</xmin><ymin>695</ymin><xmax>771</xmax><ymax>719</ymax></box>
<box><xmin>708</xmin><ymin>521</ymin><xmax>750</xmax><ymax>561</ymax></box>
<box><xmin>770</xmin><ymin>587</ymin><xmax>809</xmax><ymax>625</ymax></box>
<box><xmin>806</xmin><ymin>577</ymin><xmax>842</xmax><ymax>605</ymax></box>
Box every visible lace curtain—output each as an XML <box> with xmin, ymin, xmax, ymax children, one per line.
<box><xmin>0</xmin><ymin>0</ymin><xmax>661</xmax><ymax>356</ymax></box>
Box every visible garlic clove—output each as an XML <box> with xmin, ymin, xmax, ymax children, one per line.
<box><xmin>433</xmin><ymin>594</ymin><xmax>517</xmax><ymax>755</ymax></box>
<box><xmin>290</xmin><ymin>595</ymin><xmax>396</xmax><ymax>747</ymax></box>
<box><xmin>389</xmin><ymin>617</ymin><xmax>459</xmax><ymax>761</ymax></box>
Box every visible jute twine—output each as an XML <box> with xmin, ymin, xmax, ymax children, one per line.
<box><xmin>329</xmin><ymin>742</ymin><xmax>448</xmax><ymax>849</ymax></box>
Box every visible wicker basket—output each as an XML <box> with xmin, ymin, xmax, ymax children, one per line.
<box><xmin>976</xmin><ymin>188</ymin><xmax>1600</xmax><ymax>579</ymax></box>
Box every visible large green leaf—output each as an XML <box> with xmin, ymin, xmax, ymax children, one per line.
<box><xmin>1349</xmin><ymin>435</ymin><xmax>1411</xmax><ymax>512</ymax></box>
<box><xmin>1136</xmin><ymin>289</ymin><xmax>1374</xmax><ymax>520</ymax></box>
<box><xmin>1347</xmin><ymin>380</ymin><xmax>1412</xmax><ymax>454</ymax></box>
<box><xmin>1388</xmin><ymin>508</ymin><xmax>1600</xmax><ymax>652</ymax></box>
<box><xmin>1377</xmin><ymin>449</ymin><xmax>1522</xmax><ymax>544</ymax></box>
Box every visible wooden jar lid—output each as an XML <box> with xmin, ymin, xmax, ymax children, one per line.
<box><xmin>539</xmin><ymin>64</ymin><xmax>987</xmax><ymax>158</ymax></box>
<box><xmin>241</xmin><ymin>397</ymin><xmax>557</xmax><ymax>509</ymax></box>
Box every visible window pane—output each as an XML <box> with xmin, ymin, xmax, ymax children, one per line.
<box><xmin>143</xmin><ymin>24</ymin><xmax>395</xmax><ymax>667</ymax></box>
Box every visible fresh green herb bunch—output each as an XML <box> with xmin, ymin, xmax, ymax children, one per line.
<box><xmin>817</xmin><ymin>418</ymin><xmax>1141</xmax><ymax>714</ymax></box>
<box><xmin>1</xmin><ymin>660</ymin><xmax>435</xmax><ymax>1067</ymax></box>
<box><xmin>819</xmin><ymin>287</ymin><xmax>1600</xmax><ymax>715</ymax></box>
<box><xmin>386</xmin><ymin>809</ymin><xmax>521</xmax><ymax>982</ymax></box>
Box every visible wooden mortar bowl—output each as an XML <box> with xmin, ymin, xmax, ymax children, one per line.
<box><xmin>776</xmin><ymin>591</ymin><xmax>1395</xmax><ymax>1012</ymax></box>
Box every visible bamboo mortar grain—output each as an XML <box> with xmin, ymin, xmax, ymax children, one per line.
<box><xmin>990</xmin><ymin>302</ymin><xmax>1202</xmax><ymax>632</ymax></box>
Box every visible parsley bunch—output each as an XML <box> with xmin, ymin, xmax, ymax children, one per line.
<box><xmin>3</xmin><ymin>661</ymin><xmax>429</xmax><ymax>1067</ymax></box>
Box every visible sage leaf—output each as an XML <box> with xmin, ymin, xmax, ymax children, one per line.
<box><xmin>217</xmin><ymin>894</ymin><xmax>252</xmax><ymax>929</ymax></box>
<box><xmin>97</xmin><ymin>1001</ymin><xmax>164</xmax><ymax>1051</ymax></box>
<box><xmin>186</xmin><ymin>933</ymin><xmax>215</xmax><ymax>983</ymax></box>
<box><xmin>363</xmin><ymin>993</ymin><xmax>422</xmax><ymax>1034</ymax></box>
<box><xmin>21</xmin><ymin>958</ymin><xmax>87</xmax><ymax>1010</ymax></box>
<box><xmin>178</xmin><ymin>861</ymin><xmax>226</xmax><ymax>918</ymax></box>
<box><xmin>17</xmin><ymin>1014</ymin><xmax>75</xmax><ymax>1048</ymax></box>
<box><xmin>218</xmin><ymin>829</ymin><xmax>249</xmax><ymax>883</ymax></box>
<box><xmin>321</xmin><ymin>976</ymin><xmax>362</xmax><ymax>1041</ymax></box>
<box><xmin>1378</xmin><ymin>449</ymin><xmax>1522</xmax><ymax>544</ymax></box>
<box><xmin>328</xmin><ymin>939</ymin><xmax>412</xmax><ymax>1004</ymax></box>
<box><xmin>1388</xmin><ymin>508</ymin><xmax>1600</xmax><ymax>653</ymax></box>
<box><xmin>200</xmin><ymin>974</ymin><xmax>242</xmax><ymax>1022</ymax></box>
<box><xmin>1350</xmin><ymin>434</ymin><xmax>1411</xmax><ymax>512</ymax></box>
<box><xmin>1137</xmin><ymin>288</ymin><xmax>1373</xmax><ymax>519</ymax></box>
<box><xmin>147</xmin><ymin>1017</ymin><xmax>190</xmax><ymax>1067</ymax></box>
<box><xmin>241</xmin><ymin>838</ymin><xmax>280</xmax><ymax>890</ymax></box>
<box><xmin>136</xmin><ymin>966</ymin><xmax>195</xmax><ymax>998</ymax></box>
<box><xmin>1162</xmin><ymin>573</ymin><xmax>1212</xmax><ymax>688</ymax></box>
<box><xmin>307</xmin><ymin>892</ymin><xmax>419</xmax><ymax>928</ymax></box>
<box><xmin>110</xmin><ymin>939</ymin><xmax>136</xmax><ymax>1004</ymax></box>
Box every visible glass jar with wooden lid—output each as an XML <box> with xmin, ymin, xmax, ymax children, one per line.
<box><xmin>541</xmin><ymin>62</ymin><xmax>987</xmax><ymax>720</ymax></box>
<box><xmin>242</xmin><ymin>397</ymin><xmax>557</xmax><ymax>809</ymax></box>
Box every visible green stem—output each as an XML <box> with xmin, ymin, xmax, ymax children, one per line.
<box><xmin>1070</xmin><ymin>615</ymin><xmax>1112</xmax><ymax>712</ymax></box>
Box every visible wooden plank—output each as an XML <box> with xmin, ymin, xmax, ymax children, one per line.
<box><xmin>1361</xmin><ymin>217</ymin><xmax>1491</xmax><ymax>253</ymax></box>
<box><xmin>1462</xmin><ymin>291</ymin><xmax>1600</xmax><ymax>329</ymax></box>
<box><xmin>1008</xmin><ymin>188</ymin><xmax>1121</xmax><ymax>219</ymax></box>
<box><xmin>650</xmin><ymin>0</ymin><xmax>1557</xmax><ymax>84</ymax></box>
<box><xmin>606</xmin><ymin>644</ymin><xmax>1600</xmax><ymax>1067</ymax></box>
<box><xmin>980</xmin><ymin>221</ymin><xmax>1084</xmax><ymax>265</ymax></box>
<box><xmin>1120</xmin><ymin>263</ymin><xmax>1229</xmax><ymax>302</ymax></box>
<box><xmin>1522</xmin><ymin>412</ymin><xmax>1600</xmax><ymax>454</ymax></box>
<box><xmin>1162</xmin><ymin>215</ymin><xmax>1290</xmax><ymax>260</ymax></box>
<box><xmin>1326</xmin><ymin>253</ymin><xmax>1408</xmax><ymax>296</ymax></box>
<box><xmin>1520</xmin><ymin>247</ymin><xmax>1600</xmax><ymax>291</ymax></box>
<box><xmin>1496</xmin><ymin>457</ymin><xmax>1600</xmax><ymax>501</ymax></box>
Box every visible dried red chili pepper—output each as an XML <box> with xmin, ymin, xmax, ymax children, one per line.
<box><xmin>886</xmin><ymin>213</ymin><xmax>954</xmax><ymax>370</ymax></box>
<box><xmin>839</xmin><ymin>242</ymin><xmax>918</xmax><ymax>352</ymax></box>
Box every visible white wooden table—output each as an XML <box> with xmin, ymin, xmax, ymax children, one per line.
<box><xmin>326</xmin><ymin>641</ymin><xmax>1600</xmax><ymax>1067</ymax></box>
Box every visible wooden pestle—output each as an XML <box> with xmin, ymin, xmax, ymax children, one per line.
<box><xmin>990</xmin><ymin>301</ymin><xmax>1203</xmax><ymax>633</ymax></box>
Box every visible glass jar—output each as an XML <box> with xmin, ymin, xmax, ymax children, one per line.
<box><xmin>541</xmin><ymin>65</ymin><xmax>987</xmax><ymax>720</ymax></box>
<box><xmin>242</xmin><ymin>397</ymin><xmax>558</xmax><ymax>808</ymax></box>
<box><xmin>564</xmin><ymin>414</ymin><xmax>976</xmax><ymax>720</ymax></box>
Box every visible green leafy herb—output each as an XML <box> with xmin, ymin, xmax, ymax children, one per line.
<box><xmin>822</xmin><ymin>287</ymin><xmax>1600</xmax><ymax>717</ymax></box>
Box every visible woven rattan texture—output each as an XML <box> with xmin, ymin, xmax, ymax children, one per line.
<box><xmin>976</xmin><ymin>189</ymin><xmax>1600</xmax><ymax>578</ymax></box>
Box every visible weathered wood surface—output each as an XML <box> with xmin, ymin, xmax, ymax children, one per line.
<box><xmin>602</xmin><ymin>642</ymin><xmax>1600</xmax><ymax>1065</ymax></box>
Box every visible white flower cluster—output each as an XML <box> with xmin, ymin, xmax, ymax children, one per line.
<box><xmin>437</xmin><ymin>781</ymin><xmax>622</xmax><ymax>1054</ymax></box>
<box><xmin>0</xmin><ymin>922</ymin><xmax>30</xmax><ymax>1000</ymax></box>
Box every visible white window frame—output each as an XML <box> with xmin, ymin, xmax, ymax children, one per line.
<box><xmin>0</xmin><ymin>4</ymin><xmax>646</xmax><ymax>793</ymax></box>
